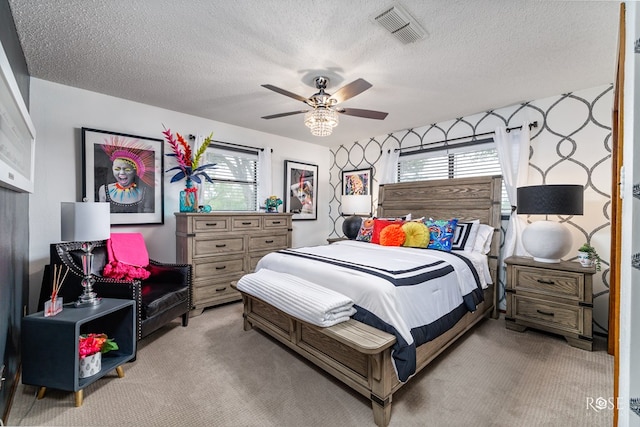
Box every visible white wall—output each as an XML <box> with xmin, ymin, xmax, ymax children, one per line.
<box><xmin>27</xmin><ymin>78</ymin><xmax>330</xmax><ymax>311</ymax></box>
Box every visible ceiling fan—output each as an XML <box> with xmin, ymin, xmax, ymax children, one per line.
<box><xmin>261</xmin><ymin>76</ymin><xmax>388</xmax><ymax>136</ymax></box>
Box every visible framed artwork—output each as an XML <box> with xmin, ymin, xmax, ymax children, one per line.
<box><xmin>82</xmin><ymin>127</ymin><xmax>164</xmax><ymax>225</ymax></box>
<box><xmin>342</xmin><ymin>168</ymin><xmax>372</xmax><ymax>195</ymax></box>
<box><xmin>0</xmin><ymin>39</ymin><xmax>36</xmax><ymax>193</ymax></box>
<box><xmin>284</xmin><ymin>160</ymin><xmax>318</xmax><ymax>221</ymax></box>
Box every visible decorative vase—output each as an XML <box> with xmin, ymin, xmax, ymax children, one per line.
<box><xmin>577</xmin><ymin>251</ymin><xmax>593</xmax><ymax>267</ymax></box>
<box><xmin>79</xmin><ymin>352</ymin><xmax>101</xmax><ymax>378</ymax></box>
<box><xmin>180</xmin><ymin>178</ymin><xmax>198</xmax><ymax>212</ymax></box>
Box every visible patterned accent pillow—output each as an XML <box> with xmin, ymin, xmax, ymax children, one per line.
<box><xmin>424</xmin><ymin>218</ymin><xmax>459</xmax><ymax>252</ymax></box>
<box><xmin>379</xmin><ymin>224</ymin><xmax>406</xmax><ymax>246</ymax></box>
<box><xmin>402</xmin><ymin>221</ymin><xmax>429</xmax><ymax>248</ymax></box>
<box><xmin>451</xmin><ymin>219</ymin><xmax>480</xmax><ymax>251</ymax></box>
<box><xmin>355</xmin><ymin>217</ymin><xmax>375</xmax><ymax>242</ymax></box>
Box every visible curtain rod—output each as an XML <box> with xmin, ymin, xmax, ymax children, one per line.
<box><xmin>389</xmin><ymin>121</ymin><xmax>539</xmax><ymax>153</ymax></box>
<box><xmin>188</xmin><ymin>134</ymin><xmax>271</xmax><ymax>152</ymax></box>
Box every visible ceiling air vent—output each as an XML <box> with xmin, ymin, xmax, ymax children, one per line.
<box><xmin>373</xmin><ymin>4</ymin><xmax>427</xmax><ymax>44</ymax></box>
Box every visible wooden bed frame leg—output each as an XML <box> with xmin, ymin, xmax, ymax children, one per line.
<box><xmin>371</xmin><ymin>395</ymin><xmax>391</xmax><ymax>427</ymax></box>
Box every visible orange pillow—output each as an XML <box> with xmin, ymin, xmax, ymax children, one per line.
<box><xmin>379</xmin><ymin>224</ymin><xmax>406</xmax><ymax>246</ymax></box>
<box><xmin>371</xmin><ymin>218</ymin><xmax>403</xmax><ymax>244</ymax></box>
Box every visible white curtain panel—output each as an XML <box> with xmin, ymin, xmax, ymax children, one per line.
<box><xmin>379</xmin><ymin>149</ymin><xmax>400</xmax><ymax>185</ymax></box>
<box><xmin>495</xmin><ymin>122</ymin><xmax>531</xmax><ymax>259</ymax></box>
<box><xmin>257</xmin><ymin>148</ymin><xmax>272</xmax><ymax>211</ymax></box>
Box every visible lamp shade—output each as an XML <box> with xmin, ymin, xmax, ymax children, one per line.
<box><xmin>341</xmin><ymin>195</ymin><xmax>371</xmax><ymax>215</ymax></box>
<box><xmin>61</xmin><ymin>202</ymin><xmax>111</xmax><ymax>242</ymax></box>
<box><xmin>517</xmin><ymin>185</ymin><xmax>584</xmax><ymax>215</ymax></box>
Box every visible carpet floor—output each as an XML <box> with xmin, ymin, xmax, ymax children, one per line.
<box><xmin>7</xmin><ymin>302</ymin><xmax>613</xmax><ymax>426</ymax></box>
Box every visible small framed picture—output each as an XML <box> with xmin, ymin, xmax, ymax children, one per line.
<box><xmin>284</xmin><ymin>160</ymin><xmax>318</xmax><ymax>221</ymax></box>
<box><xmin>342</xmin><ymin>168</ymin><xmax>372</xmax><ymax>195</ymax></box>
<box><xmin>82</xmin><ymin>127</ymin><xmax>164</xmax><ymax>225</ymax></box>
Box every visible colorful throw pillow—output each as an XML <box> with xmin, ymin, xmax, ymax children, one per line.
<box><xmin>380</xmin><ymin>224</ymin><xmax>406</xmax><ymax>246</ymax></box>
<box><xmin>451</xmin><ymin>219</ymin><xmax>480</xmax><ymax>251</ymax></box>
<box><xmin>424</xmin><ymin>218</ymin><xmax>459</xmax><ymax>252</ymax></box>
<box><xmin>402</xmin><ymin>221</ymin><xmax>429</xmax><ymax>248</ymax></box>
<box><xmin>371</xmin><ymin>218</ymin><xmax>404</xmax><ymax>244</ymax></box>
<box><xmin>355</xmin><ymin>217</ymin><xmax>375</xmax><ymax>242</ymax></box>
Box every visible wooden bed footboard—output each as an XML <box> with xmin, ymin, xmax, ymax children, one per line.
<box><xmin>236</xmin><ymin>285</ymin><xmax>495</xmax><ymax>427</ymax></box>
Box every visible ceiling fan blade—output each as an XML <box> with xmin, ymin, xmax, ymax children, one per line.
<box><xmin>261</xmin><ymin>84</ymin><xmax>309</xmax><ymax>103</ymax></box>
<box><xmin>261</xmin><ymin>110</ymin><xmax>308</xmax><ymax>119</ymax></box>
<box><xmin>330</xmin><ymin>79</ymin><xmax>373</xmax><ymax>104</ymax></box>
<box><xmin>338</xmin><ymin>108</ymin><xmax>388</xmax><ymax>120</ymax></box>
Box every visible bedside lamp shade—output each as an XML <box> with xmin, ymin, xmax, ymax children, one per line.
<box><xmin>61</xmin><ymin>202</ymin><xmax>111</xmax><ymax>242</ymax></box>
<box><xmin>341</xmin><ymin>195</ymin><xmax>371</xmax><ymax>239</ymax></box>
<box><xmin>517</xmin><ymin>185</ymin><xmax>583</xmax><ymax>263</ymax></box>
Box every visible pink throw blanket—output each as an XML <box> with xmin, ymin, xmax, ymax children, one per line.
<box><xmin>103</xmin><ymin>233</ymin><xmax>151</xmax><ymax>281</ymax></box>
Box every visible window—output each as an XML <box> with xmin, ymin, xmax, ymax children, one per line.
<box><xmin>199</xmin><ymin>145</ymin><xmax>258</xmax><ymax>211</ymax></box>
<box><xmin>398</xmin><ymin>139</ymin><xmax>510</xmax><ymax>213</ymax></box>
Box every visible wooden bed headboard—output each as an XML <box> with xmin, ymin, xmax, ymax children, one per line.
<box><xmin>377</xmin><ymin>175</ymin><xmax>503</xmax><ymax>284</ymax></box>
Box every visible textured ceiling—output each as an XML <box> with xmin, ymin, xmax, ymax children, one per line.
<box><xmin>7</xmin><ymin>0</ymin><xmax>620</xmax><ymax>147</ymax></box>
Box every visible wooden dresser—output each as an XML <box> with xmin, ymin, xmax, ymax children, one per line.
<box><xmin>505</xmin><ymin>256</ymin><xmax>596</xmax><ymax>350</ymax></box>
<box><xmin>175</xmin><ymin>212</ymin><xmax>292</xmax><ymax>316</ymax></box>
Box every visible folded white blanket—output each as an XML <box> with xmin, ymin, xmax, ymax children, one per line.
<box><xmin>236</xmin><ymin>269</ymin><xmax>356</xmax><ymax>327</ymax></box>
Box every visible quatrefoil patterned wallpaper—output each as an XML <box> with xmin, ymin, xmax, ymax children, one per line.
<box><xmin>329</xmin><ymin>84</ymin><xmax>613</xmax><ymax>335</ymax></box>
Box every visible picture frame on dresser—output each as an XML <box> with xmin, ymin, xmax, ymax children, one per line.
<box><xmin>81</xmin><ymin>127</ymin><xmax>164</xmax><ymax>225</ymax></box>
<box><xmin>284</xmin><ymin>160</ymin><xmax>318</xmax><ymax>220</ymax></box>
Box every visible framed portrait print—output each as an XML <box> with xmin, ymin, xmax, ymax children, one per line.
<box><xmin>284</xmin><ymin>160</ymin><xmax>318</xmax><ymax>221</ymax></box>
<box><xmin>82</xmin><ymin>127</ymin><xmax>164</xmax><ymax>225</ymax></box>
<box><xmin>342</xmin><ymin>168</ymin><xmax>372</xmax><ymax>195</ymax></box>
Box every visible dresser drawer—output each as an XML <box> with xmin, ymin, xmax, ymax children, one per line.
<box><xmin>513</xmin><ymin>295</ymin><xmax>583</xmax><ymax>335</ymax></box>
<box><xmin>249</xmin><ymin>234</ymin><xmax>288</xmax><ymax>252</ymax></box>
<box><xmin>232</xmin><ymin>217</ymin><xmax>261</xmax><ymax>231</ymax></box>
<box><xmin>192</xmin><ymin>217</ymin><xmax>229</xmax><ymax>232</ymax></box>
<box><xmin>263</xmin><ymin>216</ymin><xmax>289</xmax><ymax>229</ymax></box>
<box><xmin>513</xmin><ymin>266</ymin><xmax>584</xmax><ymax>301</ymax></box>
<box><xmin>192</xmin><ymin>256</ymin><xmax>245</xmax><ymax>279</ymax></box>
<box><xmin>193</xmin><ymin>278</ymin><xmax>241</xmax><ymax>302</ymax></box>
<box><xmin>194</xmin><ymin>236</ymin><xmax>245</xmax><ymax>257</ymax></box>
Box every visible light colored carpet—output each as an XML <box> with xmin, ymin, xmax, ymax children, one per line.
<box><xmin>7</xmin><ymin>302</ymin><xmax>613</xmax><ymax>426</ymax></box>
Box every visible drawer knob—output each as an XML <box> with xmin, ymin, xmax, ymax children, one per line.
<box><xmin>272</xmin><ymin>221</ymin><xmax>281</xmax><ymax>224</ymax></box>
<box><xmin>215</xmin><ymin>266</ymin><xmax>226</xmax><ymax>270</ymax></box>
<box><xmin>242</xmin><ymin>222</ymin><xmax>252</xmax><ymax>225</ymax></box>
<box><xmin>206</xmin><ymin>222</ymin><xmax>218</xmax><ymax>226</ymax></box>
<box><xmin>215</xmin><ymin>287</ymin><xmax>227</xmax><ymax>292</ymax></box>
<box><xmin>215</xmin><ymin>244</ymin><xmax>227</xmax><ymax>248</ymax></box>
<box><xmin>536</xmin><ymin>309</ymin><xmax>555</xmax><ymax>316</ymax></box>
<box><xmin>537</xmin><ymin>279</ymin><xmax>555</xmax><ymax>285</ymax></box>
<box><xmin>265</xmin><ymin>240</ymin><xmax>274</xmax><ymax>244</ymax></box>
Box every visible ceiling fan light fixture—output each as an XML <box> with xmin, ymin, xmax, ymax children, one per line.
<box><xmin>304</xmin><ymin>108</ymin><xmax>339</xmax><ymax>137</ymax></box>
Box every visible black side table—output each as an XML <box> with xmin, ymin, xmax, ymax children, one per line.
<box><xmin>21</xmin><ymin>298</ymin><xmax>136</xmax><ymax>406</ymax></box>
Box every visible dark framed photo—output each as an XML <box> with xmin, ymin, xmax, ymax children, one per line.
<box><xmin>82</xmin><ymin>127</ymin><xmax>164</xmax><ymax>225</ymax></box>
<box><xmin>284</xmin><ymin>160</ymin><xmax>318</xmax><ymax>221</ymax></box>
<box><xmin>342</xmin><ymin>168</ymin><xmax>372</xmax><ymax>195</ymax></box>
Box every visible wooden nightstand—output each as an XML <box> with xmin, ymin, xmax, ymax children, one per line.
<box><xmin>504</xmin><ymin>256</ymin><xmax>596</xmax><ymax>350</ymax></box>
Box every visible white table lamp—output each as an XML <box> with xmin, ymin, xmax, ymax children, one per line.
<box><xmin>341</xmin><ymin>194</ymin><xmax>371</xmax><ymax>239</ymax></box>
<box><xmin>61</xmin><ymin>202</ymin><xmax>111</xmax><ymax>306</ymax></box>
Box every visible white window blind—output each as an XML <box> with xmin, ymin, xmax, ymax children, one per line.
<box><xmin>199</xmin><ymin>146</ymin><xmax>258</xmax><ymax>211</ymax></box>
<box><xmin>398</xmin><ymin>140</ymin><xmax>509</xmax><ymax>213</ymax></box>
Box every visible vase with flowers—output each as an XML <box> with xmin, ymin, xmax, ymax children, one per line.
<box><xmin>265</xmin><ymin>195</ymin><xmax>283</xmax><ymax>213</ymax></box>
<box><xmin>162</xmin><ymin>128</ymin><xmax>217</xmax><ymax>212</ymax></box>
<box><xmin>78</xmin><ymin>333</ymin><xmax>119</xmax><ymax>378</ymax></box>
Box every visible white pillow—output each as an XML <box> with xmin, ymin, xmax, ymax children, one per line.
<box><xmin>473</xmin><ymin>224</ymin><xmax>494</xmax><ymax>255</ymax></box>
<box><xmin>451</xmin><ymin>219</ymin><xmax>480</xmax><ymax>251</ymax></box>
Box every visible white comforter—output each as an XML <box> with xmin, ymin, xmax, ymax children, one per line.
<box><xmin>255</xmin><ymin>240</ymin><xmax>486</xmax><ymax>381</ymax></box>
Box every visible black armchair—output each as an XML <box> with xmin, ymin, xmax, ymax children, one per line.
<box><xmin>39</xmin><ymin>240</ymin><xmax>192</xmax><ymax>340</ymax></box>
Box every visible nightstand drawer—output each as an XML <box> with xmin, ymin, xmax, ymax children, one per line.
<box><xmin>513</xmin><ymin>295</ymin><xmax>582</xmax><ymax>334</ymax></box>
<box><xmin>194</xmin><ymin>236</ymin><xmax>245</xmax><ymax>257</ymax></box>
<box><xmin>513</xmin><ymin>266</ymin><xmax>584</xmax><ymax>300</ymax></box>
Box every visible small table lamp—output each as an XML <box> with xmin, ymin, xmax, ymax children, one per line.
<box><xmin>517</xmin><ymin>184</ymin><xmax>583</xmax><ymax>263</ymax></box>
<box><xmin>61</xmin><ymin>202</ymin><xmax>111</xmax><ymax>306</ymax></box>
<box><xmin>341</xmin><ymin>195</ymin><xmax>371</xmax><ymax>239</ymax></box>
